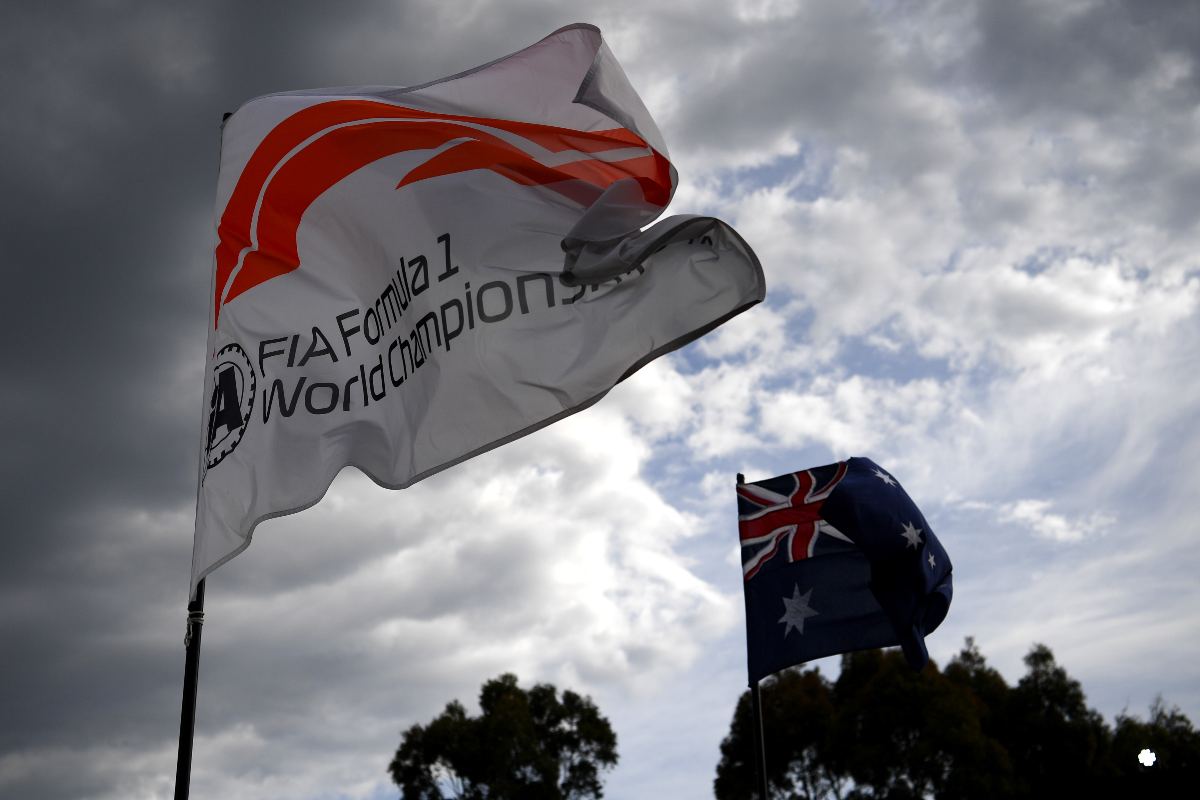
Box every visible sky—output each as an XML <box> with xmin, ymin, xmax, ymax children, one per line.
<box><xmin>2</xmin><ymin>0</ymin><xmax>1199</xmax><ymax>798</ymax></box>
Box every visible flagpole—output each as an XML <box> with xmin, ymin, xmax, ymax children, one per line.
<box><xmin>738</xmin><ymin>472</ymin><xmax>771</xmax><ymax>800</ymax></box>
<box><xmin>174</xmin><ymin>109</ymin><xmax>229</xmax><ymax>800</ymax></box>
<box><xmin>174</xmin><ymin>577</ymin><xmax>206</xmax><ymax>800</ymax></box>
<box><xmin>750</xmin><ymin>680</ymin><xmax>771</xmax><ymax>800</ymax></box>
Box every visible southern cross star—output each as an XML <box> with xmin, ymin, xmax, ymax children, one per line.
<box><xmin>928</xmin><ymin>552</ymin><xmax>936</xmax><ymax>568</ymax></box>
<box><xmin>873</xmin><ymin>468</ymin><xmax>897</xmax><ymax>486</ymax></box>
<box><xmin>901</xmin><ymin>521</ymin><xmax>923</xmax><ymax>549</ymax></box>
<box><xmin>779</xmin><ymin>584</ymin><xmax>819</xmax><ymax>637</ymax></box>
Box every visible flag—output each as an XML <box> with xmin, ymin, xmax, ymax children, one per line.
<box><xmin>737</xmin><ymin>458</ymin><xmax>952</xmax><ymax>683</ymax></box>
<box><xmin>192</xmin><ymin>24</ymin><xmax>765</xmax><ymax>596</ymax></box>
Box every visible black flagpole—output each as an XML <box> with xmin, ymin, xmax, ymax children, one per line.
<box><xmin>174</xmin><ymin>110</ymin><xmax>229</xmax><ymax>800</ymax></box>
<box><xmin>750</xmin><ymin>680</ymin><xmax>770</xmax><ymax>800</ymax></box>
<box><xmin>738</xmin><ymin>472</ymin><xmax>771</xmax><ymax>800</ymax></box>
<box><xmin>174</xmin><ymin>577</ymin><xmax>206</xmax><ymax>800</ymax></box>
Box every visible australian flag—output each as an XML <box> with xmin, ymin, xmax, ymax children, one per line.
<box><xmin>737</xmin><ymin>457</ymin><xmax>952</xmax><ymax>684</ymax></box>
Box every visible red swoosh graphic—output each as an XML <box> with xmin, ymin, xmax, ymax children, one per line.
<box><xmin>214</xmin><ymin>99</ymin><xmax>672</xmax><ymax>326</ymax></box>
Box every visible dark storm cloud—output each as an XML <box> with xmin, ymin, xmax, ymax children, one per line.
<box><xmin>0</xmin><ymin>0</ymin><xmax>526</xmax><ymax>588</ymax></box>
<box><xmin>2</xmin><ymin>3</ymin><xmax>658</xmax><ymax>794</ymax></box>
<box><xmin>661</xmin><ymin>0</ymin><xmax>1200</xmax><ymax>225</ymax></box>
<box><xmin>0</xmin><ymin>2</ymin><xmax>523</xmax><ymax>796</ymax></box>
<box><xmin>959</xmin><ymin>0</ymin><xmax>1200</xmax><ymax>118</ymax></box>
<box><xmin>0</xmin><ymin>1</ymin><xmax>454</xmax><ymax>559</ymax></box>
<box><xmin>955</xmin><ymin>0</ymin><xmax>1200</xmax><ymax>235</ymax></box>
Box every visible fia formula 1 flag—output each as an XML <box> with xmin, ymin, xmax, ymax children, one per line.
<box><xmin>193</xmin><ymin>24</ymin><xmax>765</xmax><ymax>595</ymax></box>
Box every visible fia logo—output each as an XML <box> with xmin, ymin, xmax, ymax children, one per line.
<box><xmin>205</xmin><ymin>342</ymin><xmax>256</xmax><ymax>470</ymax></box>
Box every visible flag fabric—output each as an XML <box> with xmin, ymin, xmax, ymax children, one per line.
<box><xmin>192</xmin><ymin>23</ymin><xmax>765</xmax><ymax>597</ymax></box>
<box><xmin>737</xmin><ymin>457</ymin><xmax>952</xmax><ymax>683</ymax></box>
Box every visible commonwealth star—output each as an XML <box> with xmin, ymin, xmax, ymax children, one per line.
<box><xmin>779</xmin><ymin>584</ymin><xmax>819</xmax><ymax>637</ymax></box>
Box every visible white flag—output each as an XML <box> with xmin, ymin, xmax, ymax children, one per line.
<box><xmin>193</xmin><ymin>23</ymin><xmax>764</xmax><ymax>595</ymax></box>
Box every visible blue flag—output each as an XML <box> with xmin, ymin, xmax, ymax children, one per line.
<box><xmin>737</xmin><ymin>457</ymin><xmax>952</xmax><ymax>684</ymax></box>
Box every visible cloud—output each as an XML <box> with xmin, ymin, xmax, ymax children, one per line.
<box><xmin>757</xmin><ymin>374</ymin><xmax>957</xmax><ymax>457</ymax></box>
<box><xmin>0</xmin><ymin>741</ymin><xmax>175</xmax><ymax>800</ymax></box>
<box><xmin>3</xmin><ymin>1</ymin><xmax>1200</xmax><ymax>798</ymax></box>
<box><xmin>932</xmin><ymin>490</ymin><xmax>1200</xmax><ymax>717</ymax></box>
<box><xmin>981</xmin><ymin>498</ymin><xmax>1116</xmax><ymax>543</ymax></box>
<box><xmin>131</xmin><ymin>398</ymin><xmax>735</xmax><ymax>799</ymax></box>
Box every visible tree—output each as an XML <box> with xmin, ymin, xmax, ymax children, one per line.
<box><xmin>389</xmin><ymin>673</ymin><xmax>618</xmax><ymax>800</ymax></box>
<box><xmin>715</xmin><ymin>640</ymin><xmax>1196</xmax><ymax>800</ymax></box>
<box><xmin>940</xmin><ymin>638</ymin><xmax>1019</xmax><ymax>798</ymax></box>
<box><xmin>714</xmin><ymin>667</ymin><xmax>846</xmax><ymax>800</ymax></box>
<box><xmin>830</xmin><ymin>649</ymin><xmax>1001</xmax><ymax>800</ymax></box>
<box><xmin>716</xmin><ymin>652</ymin><xmax>1002</xmax><ymax>800</ymax></box>
<box><xmin>1110</xmin><ymin>697</ymin><xmax>1200</xmax><ymax>795</ymax></box>
<box><xmin>1003</xmin><ymin>643</ymin><xmax>1112</xmax><ymax>795</ymax></box>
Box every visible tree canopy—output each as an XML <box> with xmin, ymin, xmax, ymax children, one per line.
<box><xmin>715</xmin><ymin>639</ymin><xmax>1198</xmax><ymax>799</ymax></box>
<box><xmin>389</xmin><ymin>673</ymin><xmax>617</xmax><ymax>800</ymax></box>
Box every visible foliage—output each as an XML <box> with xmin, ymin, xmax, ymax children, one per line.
<box><xmin>389</xmin><ymin>673</ymin><xmax>617</xmax><ymax>800</ymax></box>
<box><xmin>1002</xmin><ymin>643</ymin><xmax>1112</xmax><ymax>795</ymax></box>
<box><xmin>715</xmin><ymin>639</ymin><xmax>1199</xmax><ymax>799</ymax></box>
<box><xmin>1109</xmin><ymin>697</ymin><xmax>1200</xmax><ymax>794</ymax></box>
<box><xmin>714</xmin><ymin>667</ymin><xmax>844</xmax><ymax>800</ymax></box>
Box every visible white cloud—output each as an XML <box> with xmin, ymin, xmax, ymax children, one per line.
<box><xmin>757</xmin><ymin>374</ymin><xmax>957</xmax><ymax>457</ymax></box>
<box><xmin>683</xmin><ymin>360</ymin><xmax>768</xmax><ymax>457</ymax></box>
<box><xmin>186</xmin><ymin>402</ymin><xmax>738</xmax><ymax>799</ymax></box>
<box><xmin>999</xmin><ymin>498</ymin><xmax>1115</xmax><ymax>543</ymax></box>
<box><xmin>932</xmin><ymin>494</ymin><xmax>1200</xmax><ymax>718</ymax></box>
<box><xmin>598</xmin><ymin>358</ymin><xmax>697</xmax><ymax>439</ymax></box>
<box><xmin>694</xmin><ymin>301</ymin><xmax>788</xmax><ymax>362</ymax></box>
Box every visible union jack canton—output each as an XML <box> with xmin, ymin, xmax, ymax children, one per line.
<box><xmin>737</xmin><ymin>461</ymin><xmax>853</xmax><ymax>581</ymax></box>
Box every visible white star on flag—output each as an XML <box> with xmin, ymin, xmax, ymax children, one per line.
<box><xmin>928</xmin><ymin>553</ymin><xmax>936</xmax><ymax>568</ymax></box>
<box><xmin>901</xmin><ymin>521</ymin><xmax>923</xmax><ymax>549</ymax></box>
<box><xmin>873</xmin><ymin>468</ymin><xmax>897</xmax><ymax>486</ymax></box>
<box><xmin>778</xmin><ymin>584</ymin><xmax>819</xmax><ymax>637</ymax></box>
